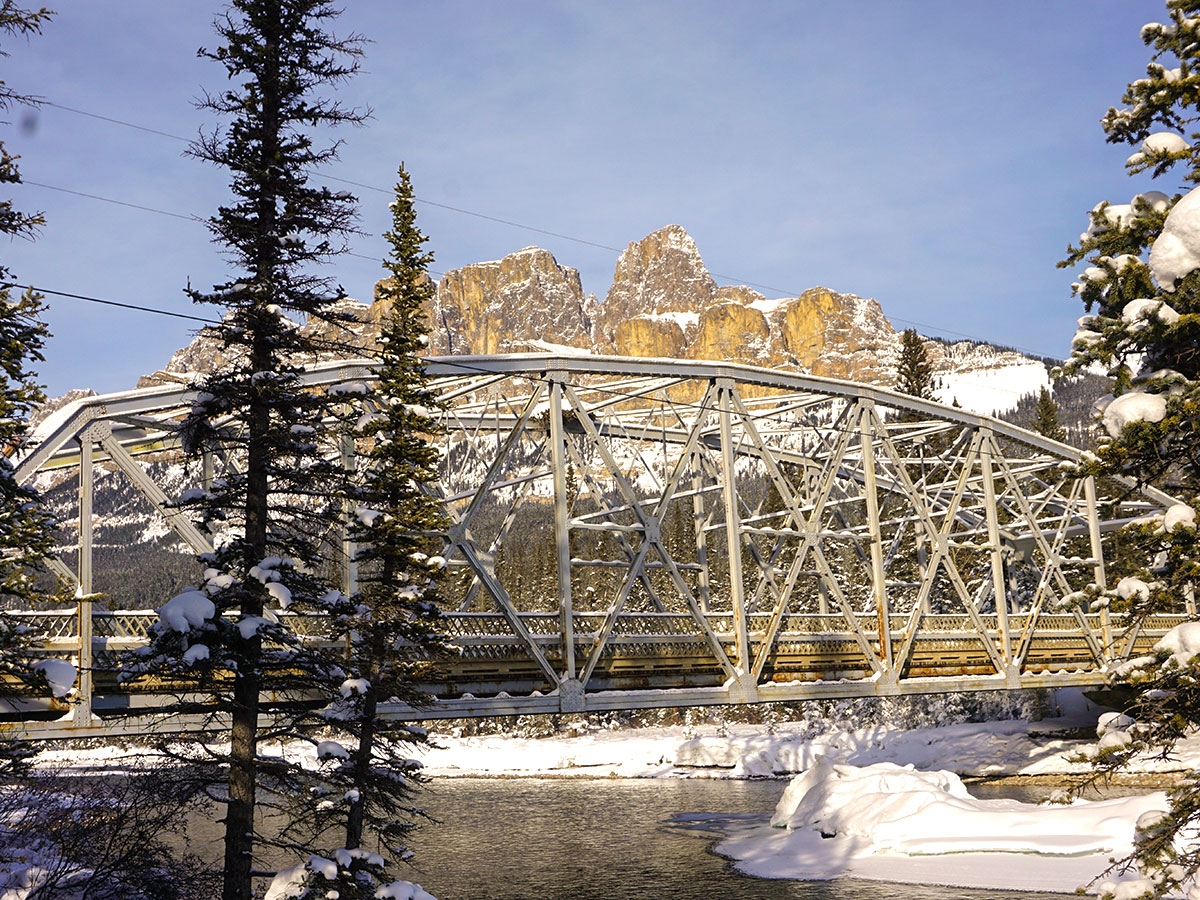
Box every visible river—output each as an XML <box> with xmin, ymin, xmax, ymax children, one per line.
<box><xmin>392</xmin><ymin>777</ymin><xmax>1080</xmax><ymax>900</ymax></box>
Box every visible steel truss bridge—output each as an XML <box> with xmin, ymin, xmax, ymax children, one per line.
<box><xmin>2</xmin><ymin>354</ymin><xmax>1187</xmax><ymax>739</ymax></box>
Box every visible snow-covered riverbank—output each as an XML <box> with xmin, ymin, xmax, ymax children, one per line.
<box><xmin>396</xmin><ymin>704</ymin><xmax>1199</xmax><ymax>895</ymax></box>
<box><xmin>408</xmin><ymin>714</ymin><xmax>1193</xmax><ymax>782</ymax></box>
<box><xmin>29</xmin><ymin>691</ymin><xmax>1200</xmax><ymax>897</ymax></box>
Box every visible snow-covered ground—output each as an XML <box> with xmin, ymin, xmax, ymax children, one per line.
<box><xmin>27</xmin><ymin>691</ymin><xmax>1198</xmax><ymax>897</ymax></box>
<box><xmin>936</xmin><ymin>357</ymin><xmax>1050</xmax><ymax>417</ymax></box>
<box><xmin>708</xmin><ymin>764</ymin><xmax>1168</xmax><ymax>895</ymax></box>
<box><xmin>410</xmin><ymin>716</ymin><xmax>1105</xmax><ymax>780</ymax></box>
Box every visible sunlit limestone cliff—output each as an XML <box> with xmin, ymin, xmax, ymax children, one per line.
<box><xmin>126</xmin><ymin>223</ymin><xmax>1052</xmax><ymax>416</ymax></box>
<box><xmin>426</xmin><ymin>224</ymin><xmax>904</xmax><ymax>386</ymax></box>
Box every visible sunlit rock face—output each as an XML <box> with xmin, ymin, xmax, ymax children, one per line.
<box><xmin>596</xmin><ymin>224</ymin><xmax>717</xmax><ymax>349</ymax></box>
<box><xmin>136</xmin><ymin>224</ymin><xmax>1046</xmax><ymax>404</ymax></box>
<box><xmin>424</xmin><ymin>246</ymin><xmax>597</xmax><ymax>356</ymax></box>
<box><xmin>777</xmin><ymin>287</ymin><xmax>898</xmax><ymax>383</ymax></box>
<box><xmin>613</xmin><ymin>315</ymin><xmax>688</xmax><ymax>360</ymax></box>
<box><xmin>692</xmin><ymin>301</ymin><xmax>772</xmax><ymax>365</ymax></box>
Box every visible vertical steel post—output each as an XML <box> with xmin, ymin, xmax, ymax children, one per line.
<box><xmin>916</xmin><ymin>538</ymin><xmax>929</xmax><ymax>614</ymax></box>
<box><xmin>717</xmin><ymin>379</ymin><xmax>749</xmax><ymax>671</ymax></box>
<box><xmin>980</xmin><ymin>429</ymin><xmax>1011</xmax><ymax>667</ymax></box>
<box><xmin>75</xmin><ymin>430</ymin><xmax>94</xmax><ymax>724</ymax></box>
<box><xmin>1083</xmin><ymin>475</ymin><xmax>1112</xmax><ymax>654</ymax></box>
<box><xmin>549</xmin><ymin>374</ymin><xmax>575</xmax><ymax>680</ymax></box>
<box><xmin>858</xmin><ymin>400</ymin><xmax>892</xmax><ymax>672</ymax></box>
<box><xmin>692</xmin><ymin>468</ymin><xmax>712</xmax><ymax>613</ymax></box>
<box><xmin>340</xmin><ymin>432</ymin><xmax>358</xmax><ymax>598</ymax></box>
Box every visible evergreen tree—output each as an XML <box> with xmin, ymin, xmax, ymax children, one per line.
<box><xmin>895</xmin><ymin>328</ymin><xmax>935</xmax><ymax>401</ymax></box>
<box><xmin>1030</xmin><ymin>386</ymin><xmax>1066</xmax><ymax>442</ymax></box>
<box><xmin>126</xmin><ymin>4</ymin><xmax>369</xmax><ymax>899</ymax></box>
<box><xmin>0</xmin><ymin>3</ymin><xmax>61</xmax><ymax>771</ymax></box>
<box><xmin>1058</xmin><ymin>3</ymin><xmax>1200</xmax><ymax>895</ymax></box>
<box><xmin>272</xmin><ymin>165</ymin><xmax>447</xmax><ymax>899</ymax></box>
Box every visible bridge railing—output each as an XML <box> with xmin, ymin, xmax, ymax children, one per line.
<box><xmin>9</xmin><ymin>607</ymin><xmax>1174</xmax><ymax>658</ymax></box>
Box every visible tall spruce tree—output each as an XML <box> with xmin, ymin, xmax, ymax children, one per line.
<box><xmin>126</xmin><ymin>4</ymin><xmax>369</xmax><ymax>899</ymax></box>
<box><xmin>0</xmin><ymin>3</ymin><xmax>61</xmax><ymax>764</ymax></box>
<box><xmin>267</xmin><ymin>165</ymin><xmax>447</xmax><ymax>900</ymax></box>
<box><xmin>1030</xmin><ymin>386</ymin><xmax>1066</xmax><ymax>442</ymax></box>
<box><xmin>1058</xmin><ymin>2</ymin><xmax>1200</xmax><ymax>895</ymax></box>
<box><xmin>895</xmin><ymin>328</ymin><xmax>935</xmax><ymax>401</ymax></box>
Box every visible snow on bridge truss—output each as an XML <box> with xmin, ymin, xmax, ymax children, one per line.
<box><xmin>5</xmin><ymin>354</ymin><xmax>1189</xmax><ymax>737</ymax></box>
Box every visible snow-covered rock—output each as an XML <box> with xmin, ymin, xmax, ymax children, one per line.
<box><xmin>712</xmin><ymin>758</ymin><xmax>1172</xmax><ymax>893</ymax></box>
<box><xmin>767</xmin><ymin>757</ymin><xmax>1156</xmax><ymax>855</ymax></box>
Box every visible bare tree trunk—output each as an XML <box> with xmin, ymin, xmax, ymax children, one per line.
<box><xmin>223</xmin><ymin>667</ymin><xmax>261</xmax><ymax>900</ymax></box>
<box><xmin>345</xmin><ymin>672</ymin><xmax>378</xmax><ymax>850</ymax></box>
<box><xmin>223</xmin><ymin>366</ymin><xmax>271</xmax><ymax>900</ymax></box>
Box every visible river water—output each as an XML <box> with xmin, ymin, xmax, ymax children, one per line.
<box><xmin>394</xmin><ymin>777</ymin><xmax>1078</xmax><ymax>900</ymax></box>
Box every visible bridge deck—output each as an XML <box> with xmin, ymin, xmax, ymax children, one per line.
<box><xmin>2</xmin><ymin>609</ymin><xmax>1179</xmax><ymax>740</ymax></box>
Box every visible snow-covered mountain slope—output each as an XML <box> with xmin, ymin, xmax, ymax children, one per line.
<box><xmin>930</xmin><ymin>341</ymin><xmax>1052</xmax><ymax>417</ymax></box>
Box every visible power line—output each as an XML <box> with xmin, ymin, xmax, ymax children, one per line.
<box><xmin>23</xmin><ymin>181</ymin><xmax>199</xmax><ymax>221</ymax></box>
<box><xmin>36</xmin><ymin>99</ymin><xmax>1063</xmax><ymax>358</ymax></box>
<box><xmin>20</xmin><ymin>179</ymin><xmax>400</xmax><ymax>267</ymax></box>
<box><xmin>3</xmin><ymin>283</ymin><xmax>217</xmax><ymax>324</ymax></box>
<box><xmin>43</xmin><ymin>101</ymin><xmax>190</xmax><ymax>142</ymax></box>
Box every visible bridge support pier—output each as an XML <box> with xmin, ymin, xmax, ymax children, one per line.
<box><xmin>1004</xmin><ymin>664</ymin><xmax>1023</xmax><ymax>691</ymax></box>
<box><xmin>558</xmin><ymin>678</ymin><xmax>586</xmax><ymax>713</ymax></box>
<box><xmin>726</xmin><ymin>672</ymin><xmax>760</xmax><ymax>705</ymax></box>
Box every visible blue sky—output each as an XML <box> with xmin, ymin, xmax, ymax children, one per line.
<box><xmin>2</xmin><ymin>0</ymin><xmax>1175</xmax><ymax>397</ymax></box>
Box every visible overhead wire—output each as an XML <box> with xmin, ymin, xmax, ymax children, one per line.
<box><xmin>23</xmin><ymin>180</ymin><xmax>199</xmax><ymax>221</ymax></box>
<box><xmin>2</xmin><ymin>283</ymin><xmax>217</xmax><ymax>323</ymax></box>
<box><xmin>18</xmin><ymin>179</ymin><xmax>437</xmax><ymax>273</ymax></box>
<box><xmin>34</xmin><ymin>99</ymin><xmax>1064</xmax><ymax>359</ymax></box>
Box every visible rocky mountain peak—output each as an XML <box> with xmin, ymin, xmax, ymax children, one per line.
<box><xmin>424</xmin><ymin>246</ymin><xmax>595</xmax><ymax>355</ymax></box>
<box><xmin>120</xmin><ymin>223</ymin><xmax>1052</xmax><ymax>419</ymax></box>
<box><xmin>133</xmin><ymin>226</ymin><xmax>903</xmax><ymax>390</ymax></box>
<box><xmin>597</xmin><ymin>224</ymin><xmax>717</xmax><ymax>348</ymax></box>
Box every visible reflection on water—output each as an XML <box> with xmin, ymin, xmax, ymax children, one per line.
<box><xmin>402</xmin><ymin>778</ymin><xmax>1079</xmax><ymax>900</ymax></box>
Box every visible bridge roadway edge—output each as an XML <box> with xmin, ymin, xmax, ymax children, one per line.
<box><xmin>1</xmin><ymin>669</ymin><xmax>1108</xmax><ymax>742</ymax></box>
